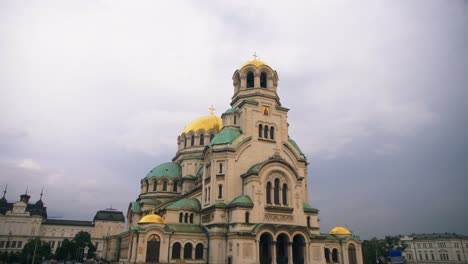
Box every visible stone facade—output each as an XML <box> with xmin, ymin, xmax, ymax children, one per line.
<box><xmin>103</xmin><ymin>58</ymin><xmax>364</xmax><ymax>264</ymax></box>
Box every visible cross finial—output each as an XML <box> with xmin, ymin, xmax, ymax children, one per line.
<box><xmin>40</xmin><ymin>187</ymin><xmax>44</xmax><ymax>200</ymax></box>
<box><xmin>151</xmin><ymin>208</ymin><xmax>156</xmax><ymax>214</ymax></box>
<box><xmin>252</xmin><ymin>52</ymin><xmax>258</xmax><ymax>61</ymax></box>
<box><xmin>2</xmin><ymin>184</ymin><xmax>7</xmax><ymax>198</ymax></box>
<box><xmin>209</xmin><ymin>105</ymin><xmax>215</xmax><ymax>115</ymax></box>
<box><xmin>25</xmin><ymin>186</ymin><xmax>28</xmax><ymax>195</ymax></box>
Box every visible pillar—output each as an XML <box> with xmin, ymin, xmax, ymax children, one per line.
<box><xmin>272</xmin><ymin>241</ymin><xmax>277</xmax><ymax>264</ymax></box>
<box><xmin>288</xmin><ymin>241</ymin><xmax>293</xmax><ymax>264</ymax></box>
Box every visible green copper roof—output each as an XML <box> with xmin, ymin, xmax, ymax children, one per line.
<box><xmin>229</xmin><ymin>195</ymin><xmax>253</xmax><ymax>208</ymax></box>
<box><xmin>247</xmin><ymin>163</ymin><xmax>262</xmax><ymax>174</ymax></box>
<box><xmin>224</xmin><ymin>108</ymin><xmax>240</xmax><ymax>114</ymax></box>
<box><xmin>146</xmin><ymin>162</ymin><xmax>181</xmax><ymax>179</ymax></box>
<box><xmin>131</xmin><ymin>201</ymin><xmax>141</xmax><ymax>213</ymax></box>
<box><xmin>166</xmin><ymin>198</ymin><xmax>201</xmax><ymax>212</ymax></box>
<box><xmin>289</xmin><ymin>138</ymin><xmax>304</xmax><ymax>155</ymax></box>
<box><xmin>209</xmin><ymin>128</ymin><xmax>242</xmax><ymax>146</ymax></box>
<box><xmin>303</xmin><ymin>202</ymin><xmax>319</xmax><ymax>213</ymax></box>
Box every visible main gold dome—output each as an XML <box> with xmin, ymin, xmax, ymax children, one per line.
<box><xmin>329</xmin><ymin>226</ymin><xmax>352</xmax><ymax>235</ymax></box>
<box><xmin>239</xmin><ymin>52</ymin><xmax>270</xmax><ymax>69</ymax></box>
<box><xmin>138</xmin><ymin>213</ymin><xmax>165</xmax><ymax>224</ymax></box>
<box><xmin>182</xmin><ymin>114</ymin><xmax>222</xmax><ymax>134</ymax></box>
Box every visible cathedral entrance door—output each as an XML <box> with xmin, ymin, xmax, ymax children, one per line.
<box><xmin>259</xmin><ymin>233</ymin><xmax>273</xmax><ymax>264</ymax></box>
<box><xmin>146</xmin><ymin>234</ymin><xmax>161</xmax><ymax>263</ymax></box>
<box><xmin>292</xmin><ymin>235</ymin><xmax>305</xmax><ymax>264</ymax></box>
<box><xmin>276</xmin><ymin>234</ymin><xmax>289</xmax><ymax>264</ymax></box>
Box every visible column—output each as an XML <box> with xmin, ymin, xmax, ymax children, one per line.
<box><xmin>272</xmin><ymin>241</ymin><xmax>277</xmax><ymax>264</ymax></box>
<box><xmin>287</xmin><ymin>242</ymin><xmax>293</xmax><ymax>264</ymax></box>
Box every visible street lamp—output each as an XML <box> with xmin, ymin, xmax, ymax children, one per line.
<box><xmin>6</xmin><ymin>231</ymin><xmax>12</xmax><ymax>264</ymax></box>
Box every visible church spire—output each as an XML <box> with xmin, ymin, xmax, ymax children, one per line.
<box><xmin>2</xmin><ymin>184</ymin><xmax>6</xmax><ymax>199</ymax></box>
<box><xmin>39</xmin><ymin>187</ymin><xmax>44</xmax><ymax>200</ymax></box>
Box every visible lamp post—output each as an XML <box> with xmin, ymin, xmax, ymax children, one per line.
<box><xmin>6</xmin><ymin>231</ymin><xmax>12</xmax><ymax>264</ymax></box>
<box><xmin>31</xmin><ymin>237</ymin><xmax>39</xmax><ymax>264</ymax></box>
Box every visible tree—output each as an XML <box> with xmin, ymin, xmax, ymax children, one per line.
<box><xmin>55</xmin><ymin>239</ymin><xmax>76</xmax><ymax>261</ymax></box>
<box><xmin>362</xmin><ymin>236</ymin><xmax>406</xmax><ymax>264</ymax></box>
<box><xmin>20</xmin><ymin>238</ymin><xmax>52</xmax><ymax>264</ymax></box>
<box><xmin>72</xmin><ymin>231</ymin><xmax>96</xmax><ymax>259</ymax></box>
<box><xmin>55</xmin><ymin>231</ymin><xmax>96</xmax><ymax>261</ymax></box>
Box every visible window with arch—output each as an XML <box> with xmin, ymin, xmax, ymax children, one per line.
<box><xmin>247</xmin><ymin>72</ymin><xmax>254</xmax><ymax>88</ymax></box>
<box><xmin>191</xmin><ymin>135</ymin><xmax>195</xmax><ymax>146</ymax></box>
<box><xmin>172</xmin><ymin>242</ymin><xmax>181</xmax><ymax>259</ymax></box>
<box><xmin>218</xmin><ymin>184</ymin><xmax>223</xmax><ymax>199</ymax></box>
<box><xmin>190</xmin><ymin>213</ymin><xmax>194</xmax><ymax>224</ymax></box>
<box><xmin>282</xmin><ymin>183</ymin><xmax>288</xmax><ymax>205</ymax></box>
<box><xmin>260</xmin><ymin>72</ymin><xmax>267</xmax><ymax>88</ymax></box>
<box><xmin>325</xmin><ymin>248</ymin><xmax>331</xmax><ymax>262</ymax></box>
<box><xmin>162</xmin><ymin>181</ymin><xmax>168</xmax><ymax>192</ymax></box>
<box><xmin>332</xmin><ymin>248</ymin><xmax>339</xmax><ymax>262</ymax></box>
<box><xmin>179</xmin><ymin>212</ymin><xmax>183</xmax><ymax>223</ymax></box>
<box><xmin>259</xmin><ymin>124</ymin><xmax>263</xmax><ymax>138</ymax></box>
<box><xmin>234</xmin><ymin>115</ymin><xmax>236</xmax><ymax>124</ymax></box>
<box><xmin>184</xmin><ymin>136</ymin><xmax>187</xmax><ymax>148</ymax></box>
<box><xmin>152</xmin><ymin>180</ymin><xmax>157</xmax><ymax>191</ymax></box>
<box><xmin>195</xmin><ymin>243</ymin><xmax>204</xmax><ymax>259</ymax></box>
<box><xmin>145</xmin><ymin>180</ymin><xmax>149</xmax><ymax>192</ymax></box>
<box><xmin>184</xmin><ymin>213</ymin><xmax>188</xmax><ymax>223</ymax></box>
<box><xmin>184</xmin><ymin>243</ymin><xmax>193</xmax><ymax>259</ymax></box>
<box><xmin>266</xmin><ymin>182</ymin><xmax>272</xmax><ymax>204</ymax></box>
<box><xmin>264</xmin><ymin>125</ymin><xmax>269</xmax><ymax>138</ymax></box>
<box><xmin>200</xmin><ymin>134</ymin><xmax>204</xmax><ymax>145</ymax></box>
<box><xmin>270</xmin><ymin>127</ymin><xmax>275</xmax><ymax>140</ymax></box>
<box><xmin>245</xmin><ymin>211</ymin><xmax>250</xmax><ymax>224</ymax></box>
<box><xmin>307</xmin><ymin>216</ymin><xmax>311</xmax><ymax>227</ymax></box>
<box><xmin>219</xmin><ymin>163</ymin><xmax>223</xmax><ymax>173</ymax></box>
<box><xmin>173</xmin><ymin>181</ymin><xmax>178</xmax><ymax>192</ymax></box>
<box><xmin>274</xmin><ymin>178</ymin><xmax>280</xmax><ymax>205</ymax></box>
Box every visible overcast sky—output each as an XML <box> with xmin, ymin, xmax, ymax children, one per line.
<box><xmin>1</xmin><ymin>1</ymin><xmax>467</xmax><ymax>239</ymax></box>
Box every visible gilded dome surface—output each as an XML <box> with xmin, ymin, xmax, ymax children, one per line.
<box><xmin>239</xmin><ymin>52</ymin><xmax>270</xmax><ymax>69</ymax></box>
<box><xmin>138</xmin><ymin>213</ymin><xmax>165</xmax><ymax>224</ymax></box>
<box><xmin>329</xmin><ymin>226</ymin><xmax>352</xmax><ymax>235</ymax></box>
<box><xmin>182</xmin><ymin>114</ymin><xmax>222</xmax><ymax>134</ymax></box>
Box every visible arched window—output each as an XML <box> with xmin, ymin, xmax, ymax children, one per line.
<box><xmin>200</xmin><ymin>134</ymin><xmax>204</xmax><ymax>145</ymax></box>
<box><xmin>145</xmin><ymin>180</ymin><xmax>149</xmax><ymax>192</ymax></box>
<box><xmin>218</xmin><ymin>184</ymin><xmax>223</xmax><ymax>199</ymax></box>
<box><xmin>325</xmin><ymin>248</ymin><xmax>331</xmax><ymax>262</ymax></box>
<box><xmin>162</xmin><ymin>181</ymin><xmax>168</xmax><ymax>192</ymax></box>
<box><xmin>190</xmin><ymin>213</ymin><xmax>194</xmax><ymax>224</ymax></box>
<box><xmin>173</xmin><ymin>181</ymin><xmax>178</xmax><ymax>192</ymax></box>
<box><xmin>274</xmin><ymin>178</ymin><xmax>280</xmax><ymax>205</ymax></box>
<box><xmin>264</xmin><ymin>125</ymin><xmax>269</xmax><ymax>139</ymax></box>
<box><xmin>184</xmin><ymin>243</ymin><xmax>193</xmax><ymax>259</ymax></box>
<box><xmin>247</xmin><ymin>72</ymin><xmax>254</xmax><ymax>88</ymax></box>
<box><xmin>260</xmin><ymin>72</ymin><xmax>267</xmax><ymax>88</ymax></box>
<box><xmin>245</xmin><ymin>211</ymin><xmax>250</xmax><ymax>224</ymax></box>
<box><xmin>270</xmin><ymin>127</ymin><xmax>275</xmax><ymax>140</ymax></box>
<box><xmin>259</xmin><ymin>124</ymin><xmax>263</xmax><ymax>138</ymax></box>
<box><xmin>184</xmin><ymin>213</ymin><xmax>188</xmax><ymax>223</ymax></box>
<box><xmin>234</xmin><ymin>115</ymin><xmax>236</xmax><ymax>124</ymax></box>
<box><xmin>332</xmin><ymin>248</ymin><xmax>339</xmax><ymax>262</ymax></box>
<box><xmin>152</xmin><ymin>180</ymin><xmax>157</xmax><ymax>191</ymax></box>
<box><xmin>172</xmin><ymin>242</ymin><xmax>181</xmax><ymax>259</ymax></box>
<box><xmin>266</xmin><ymin>182</ymin><xmax>272</xmax><ymax>204</ymax></box>
<box><xmin>208</xmin><ymin>187</ymin><xmax>210</xmax><ymax>202</ymax></box>
<box><xmin>307</xmin><ymin>216</ymin><xmax>311</xmax><ymax>227</ymax></box>
<box><xmin>282</xmin><ymin>183</ymin><xmax>288</xmax><ymax>205</ymax></box>
<box><xmin>219</xmin><ymin>163</ymin><xmax>223</xmax><ymax>173</ymax></box>
<box><xmin>195</xmin><ymin>243</ymin><xmax>204</xmax><ymax>259</ymax></box>
<box><xmin>191</xmin><ymin>135</ymin><xmax>194</xmax><ymax>146</ymax></box>
<box><xmin>179</xmin><ymin>212</ymin><xmax>183</xmax><ymax>223</ymax></box>
<box><xmin>184</xmin><ymin>136</ymin><xmax>187</xmax><ymax>148</ymax></box>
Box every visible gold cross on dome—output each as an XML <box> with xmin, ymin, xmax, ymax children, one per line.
<box><xmin>209</xmin><ymin>105</ymin><xmax>215</xmax><ymax>115</ymax></box>
<box><xmin>252</xmin><ymin>52</ymin><xmax>258</xmax><ymax>61</ymax></box>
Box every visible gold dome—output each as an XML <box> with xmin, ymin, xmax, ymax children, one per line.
<box><xmin>239</xmin><ymin>52</ymin><xmax>270</xmax><ymax>69</ymax></box>
<box><xmin>138</xmin><ymin>213</ymin><xmax>165</xmax><ymax>224</ymax></box>
<box><xmin>182</xmin><ymin>113</ymin><xmax>222</xmax><ymax>134</ymax></box>
<box><xmin>329</xmin><ymin>226</ymin><xmax>352</xmax><ymax>235</ymax></box>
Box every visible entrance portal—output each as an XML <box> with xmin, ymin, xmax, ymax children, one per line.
<box><xmin>146</xmin><ymin>234</ymin><xmax>161</xmax><ymax>263</ymax></box>
<box><xmin>259</xmin><ymin>233</ymin><xmax>273</xmax><ymax>264</ymax></box>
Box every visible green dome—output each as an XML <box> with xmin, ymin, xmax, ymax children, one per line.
<box><xmin>209</xmin><ymin>128</ymin><xmax>242</xmax><ymax>146</ymax></box>
<box><xmin>289</xmin><ymin>138</ymin><xmax>304</xmax><ymax>155</ymax></box>
<box><xmin>166</xmin><ymin>198</ymin><xmax>201</xmax><ymax>212</ymax></box>
<box><xmin>303</xmin><ymin>202</ymin><xmax>319</xmax><ymax>213</ymax></box>
<box><xmin>229</xmin><ymin>195</ymin><xmax>253</xmax><ymax>208</ymax></box>
<box><xmin>146</xmin><ymin>162</ymin><xmax>181</xmax><ymax>179</ymax></box>
<box><xmin>223</xmin><ymin>108</ymin><xmax>240</xmax><ymax>114</ymax></box>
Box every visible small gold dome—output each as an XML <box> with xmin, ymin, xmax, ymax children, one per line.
<box><xmin>330</xmin><ymin>226</ymin><xmax>352</xmax><ymax>235</ymax></box>
<box><xmin>138</xmin><ymin>213</ymin><xmax>165</xmax><ymax>224</ymax></box>
<box><xmin>240</xmin><ymin>59</ymin><xmax>269</xmax><ymax>69</ymax></box>
<box><xmin>182</xmin><ymin>114</ymin><xmax>222</xmax><ymax>134</ymax></box>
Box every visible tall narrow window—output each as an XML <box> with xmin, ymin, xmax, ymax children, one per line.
<box><xmin>153</xmin><ymin>180</ymin><xmax>157</xmax><ymax>191</ymax></box>
<box><xmin>210</xmin><ymin>134</ymin><xmax>214</xmax><ymax>141</ymax></box>
<box><xmin>260</xmin><ymin>72</ymin><xmax>267</xmax><ymax>88</ymax></box>
<box><xmin>200</xmin><ymin>134</ymin><xmax>204</xmax><ymax>145</ymax></box>
<box><xmin>184</xmin><ymin>136</ymin><xmax>187</xmax><ymax>148</ymax></box>
<box><xmin>191</xmin><ymin>135</ymin><xmax>195</xmax><ymax>146</ymax></box>
<box><xmin>184</xmin><ymin>213</ymin><xmax>188</xmax><ymax>223</ymax></box>
<box><xmin>190</xmin><ymin>213</ymin><xmax>194</xmax><ymax>224</ymax></box>
<box><xmin>173</xmin><ymin>181</ymin><xmax>178</xmax><ymax>192</ymax></box>
<box><xmin>234</xmin><ymin>115</ymin><xmax>237</xmax><ymax>124</ymax></box>
<box><xmin>270</xmin><ymin>127</ymin><xmax>275</xmax><ymax>140</ymax></box>
<box><xmin>172</xmin><ymin>242</ymin><xmax>181</xmax><ymax>259</ymax></box>
<box><xmin>163</xmin><ymin>181</ymin><xmax>168</xmax><ymax>191</ymax></box>
<box><xmin>274</xmin><ymin>178</ymin><xmax>280</xmax><ymax>205</ymax></box>
<box><xmin>208</xmin><ymin>187</ymin><xmax>210</xmax><ymax>202</ymax></box>
<box><xmin>195</xmin><ymin>243</ymin><xmax>204</xmax><ymax>259</ymax></box>
<box><xmin>179</xmin><ymin>212</ymin><xmax>183</xmax><ymax>223</ymax></box>
<box><xmin>282</xmin><ymin>183</ymin><xmax>288</xmax><ymax>205</ymax></box>
<box><xmin>218</xmin><ymin>184</ymin><xmax>223</xmax><ymax>199</ymax></box>
<box><xmin>259</xmin><ymin>124</ymin><xmax>263</xmax><ymax>138</ymax></box>
<box><xmin>245</xmin><ymin>211</ymin><xmax>250</xmax><ymax>223</ymax></box>
<box><xmin>307</xmin><ymin>216</ymin><xmax>311</xmax><ymax>227</ymax></box>
<box><xmin>247</xmin><ymin>72</ymin><xmax>254</xmax><ymax>88</ymax></box>
<box><xmin>264</xmin><ymin>125</ymin><xmax>269</xmax><ymax>138</ymax></box>
<box><xmin>184</xmin><ymin>243</ymin><xmax>193</xmax><ymax>259</ymax></box>
<box><xmin>266</xmin><ymin>182</ymin><xmax>272</xmax><ymax>204</ymax></box>
<box><xmin>219</xmin><ymin>163</ymin><xmax>223</xmax><ymax>173</ymax></box>
<box><xmin>145</xmin><ymin>180</ymin><xmax>149</xmax><ymax>192</ymax></box>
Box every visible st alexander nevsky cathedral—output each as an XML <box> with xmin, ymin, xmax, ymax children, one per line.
<box><xmin>101</xmin><ymin>56</ymin><xmax>364</xmax><ymax>264</ymax></box>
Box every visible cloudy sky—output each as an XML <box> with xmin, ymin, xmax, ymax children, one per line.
<box><xmin>1</xmin><ymin>1</ymin><xmax>467</xmax><ymax>239</ymax></box>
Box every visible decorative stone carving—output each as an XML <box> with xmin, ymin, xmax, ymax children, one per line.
<box><xmin>264</xmin><ymin>213</ymin><xmax>294</xmax><ymax>222</ymax></box>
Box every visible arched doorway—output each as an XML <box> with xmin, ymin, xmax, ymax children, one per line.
<box><xmin>293</xmin><ymin>234</ymin><xmax>305</xmax><ymax>264</ymax></box>
<box><xmin>276</xmin><ymin>234</ymin><xmax>289</xmax><ymax>264</ymax></box>
<box><xmin>348</xmin><ymin>244</ymin><xmax>357</xmax><ymax>264</ymax></box>
<box><xmin>146</xmin><ymin>234</ymin><xmax>161</xmax><ymax>263</ymax></box>
<box><xmin>259</xmin><ymin>233</ymin><xmax>273</xmax><ymax>264</ymax></box>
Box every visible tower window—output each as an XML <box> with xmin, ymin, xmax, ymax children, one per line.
<box><xmin>260</xmin><ymin>72</ymin><xmax>267</xmax><ymax>88</ymax></box>
<box><xmin>218</xmin><ymin>184</ymin><xmax>223</xmax><ymax>199</ymax></box>
<box><xmin>282</xmin><ymin>183</ymin><xmax>288</xmax><ymax>205</ymax></box>
<box><xmin>307</xmin><ymin>216</ymin><xmax>311</xmax><ymax>227</ymax></box>
<box><xmin>153</xmin><ymin>181</ymin><xmax>157</xmax><ymax>191</ymax></box>
<box><xmin>234</xmin><ymin>115</ymin><xmax>236</xmax><ymax>124</ymax></box>
<box><xmin>245</xmin><ymin>211</ymin><xmax>250</xmax><ymax>224</ymax></box>
<box><xmin>274</xmin><ymin>178</ymin><xmax>280</xmax><ymax>205</ymax></box>
<box><xmin>264</xmin><ymin>125</ymin><xmax>269</xmax><ymax>139</ymax></box>
<box><xmin>185</xmin><ymin>213</ymin><xmax>189</xmax><ymax>223</ymax></box>
<box><xmin>219</xmin><ymin>163</ymin><xmax>223</xmax><ymax>173</ymax></box>
<box><xmin>190</xmin><ymin>213</ymin><xmax>194</xmax><ymax>224</ymax></box>
<box><xmin>200</xmin><ymin>134</ymin><xmax>204</xmax><ymax>145</ymax></box>
<box><xmin>163</xmin><ymin>181</ymin><xmax>168</xmax><ymax>191</ymax></box>
<box><xmin>266</xmin><ymin>182</ymin><xmax>272</xmax><ymax>204</ymax></box>
<box><xmin>270</xmin><ymin>127</ymin><xmax>275</xmax><ymax>140</ymax></box>
<box><xmin>173</xmin><ymin>181</ymin><xmax>178</xmax><ymax>192</ymax></box>
<box><xmin>258</xmin><ymin>124</ymin><xmax>263</xmax><ymax>138</ymax></box>
<box><xmin>184</xmin><ymin>136</ymin><xmax>187</xmax><ymax>148</ymax></box>
<box><xmin>179</xmin><ymin>212</ymin><xmax>183</xmax><ymax>223</ymax></box>
<box><xmin>247</xmin><ymin>72</ymin><xmax>254</xmax><ymax>88</ymax></box>
<box><xmin>191</xmin><ymin>135</ymin><xmax>195</xmax><ymax>146</ymax></box>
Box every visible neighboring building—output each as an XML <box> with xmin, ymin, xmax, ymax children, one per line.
<box><xmin>401</xmin><ymin>233</ymin><xmax>468</xmax><ymax>264</ymax></box>
<box><xmin>103</xmin><ymin>57</ymin><xmax>364</xmax><ymax>264</ymax></box>
<box><xmin>0</xmin><ymin>189</ymin><xmax>125</xmax><ymax>257</ymax></box>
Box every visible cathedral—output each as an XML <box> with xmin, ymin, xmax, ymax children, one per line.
<box><xmin>102</xmin><ymin>57</ymin><xmax>363</xmax><ymax>264</ymax></box>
